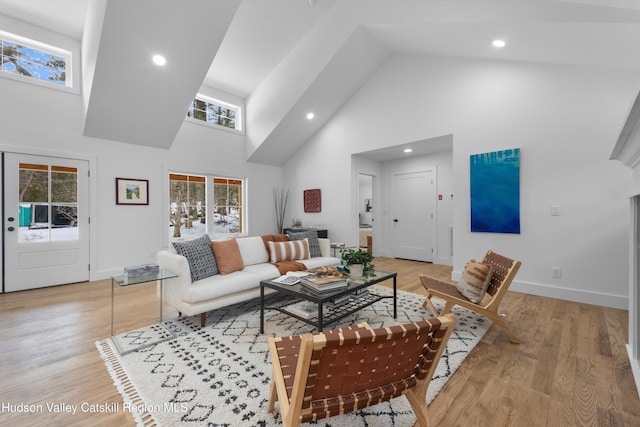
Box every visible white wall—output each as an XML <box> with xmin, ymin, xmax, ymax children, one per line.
<box><xmin>284</xmin><ymin>53</ymin><xmax>638</xmax><ymax>308</ymax></box>
<box><xmin>0</xmin><ymin>76</ymin><xmax>283</xmax><ymax>281</ymax></box>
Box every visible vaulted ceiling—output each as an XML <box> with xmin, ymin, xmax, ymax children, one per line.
<box><xmin>2</xmin><ymin>0</ymin><xmax>640</xmax><ymax>165</ymax></box>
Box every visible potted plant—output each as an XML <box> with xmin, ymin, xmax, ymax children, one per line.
<box><xmin>341</xmin><ymin>248</ymin><xmax>374</xmax><ymax>278</ymax></box>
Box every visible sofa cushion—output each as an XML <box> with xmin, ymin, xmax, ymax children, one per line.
<box><xmin>287</xmin><ymin>229</ymin><xmax>321</xmax><ymax>257</ymax></box>
<box><xmin>172</xmin><ymin>234</ymin><xmax>218</xmax><ymax>282</ymax></box>
<box><xmin>236</xmin><ymin>236</ymin><xmax>269</xmax><ymax>266</ymax></box>
<box><xmin>211</xmin><ymin>238</ymin><xmax>244</xmax><ymax>275</ymax></box>
<box><xmin>242</xmin><ymin>262</ymin><xmax>281</xmax><ymax>281</ymax></box>
<box><xmin>268</xmin><ymin>239</ymin><xmax>310</xmax><ymax>262</ymax></box>
<box><xmin>457</xmin><ymin>259</ymin><xmax>493</xmax><ymax>303</ymax></box>
<box><xmin>184</xmin><ymin>270</ymin><xmax>261</xmax><ymax>303</ymax></box>
<box><xmin>302</xmin><ymin>256</ymin><xmax>340</xmax><ymax>270</ymax></box>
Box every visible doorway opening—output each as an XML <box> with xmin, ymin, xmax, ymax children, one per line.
<box><xmin>358</xmin><ymin>174</ymin><xmax>374</xmax><ymax>252</ymax></box>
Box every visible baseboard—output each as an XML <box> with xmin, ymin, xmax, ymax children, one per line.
<box><xmin>627</xmin><ymin>344</ymin><xmax>640</xmax><ymax>399</ymax></box>
<box><xmin>435</xmin><ymin>256</ymin><xmax>453</xmax><ymax>266</ymax></box>
<box><xmin>512</xmin><ymin>280</ymin><xmax>627</xmax><ymax>309</ymax></box>
<box><xmin>451</xmin><ymin>271</ymin><xmax>628</xmax><ymax>309</ymax></box>
<box><xmin>91</xmin><ymin>268</ymin><xmax>123</xmax><ymax>282</ymax></box>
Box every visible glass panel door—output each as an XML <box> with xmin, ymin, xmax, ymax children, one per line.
<box><xmin>19</xmin><ymin>163</ymin><xmax>78</xmax><ymax>242</ymax></box>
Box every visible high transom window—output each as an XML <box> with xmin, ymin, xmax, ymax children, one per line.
<box><xmin>0</xmin><ymin>31</ymin><xmax>71</xmax><ymax>87</ymax></box>
<box><xmin>187</xmin><ymin>94</ymin><xmax>242</xmax><ymax>131</ymax></box>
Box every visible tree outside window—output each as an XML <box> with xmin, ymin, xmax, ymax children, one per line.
<box><xmin>169</xmin><ymin>174</ymin><xmax>206</xmax><ymax>238</ymax></box>
<box><xmin>214</xmin><ymin>178</ymin><xmax>242</xmax><ymax>234</ymax></box>
<box><xmin>1</xmin><ymin>37</ymin><xmax>68</xmax><ymax>86</ymax></box>
<box><xmin>186</xmin><ymin>95</ymin><xmax>241</xmax><ymax>131</ymax></box>
<box><xmin>18</xmin><ymin>163</ymin><xmax>78</xmax><ymax>242</ymax></box>
<box><xmin>168</xmin><ymin>173</ymin><xmax>244</xmax><ymax>239</ymax></box>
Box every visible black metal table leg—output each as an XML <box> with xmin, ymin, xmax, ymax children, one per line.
<box><xmin>260</xmin><ymin>285</ymin><xmax>265</xmax><ymax>334</ymax></box>
<box><xmin>318</xmin><ymin>303</ymin><xmax>324</xmax><ymax>332</ymax></box>
<box><xmin>393</xmin><ymin>275</ymin><xmax>397</xmax><ymax>318</ymax></box>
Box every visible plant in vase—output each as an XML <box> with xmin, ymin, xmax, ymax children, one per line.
<box><xmin>340</xmin><ymin>248</ymin><xmax>374</xmax><ymax>278</ymax></box>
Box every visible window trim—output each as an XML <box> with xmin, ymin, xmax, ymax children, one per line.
<box><xmin>0</xmin><ymin>29</ymin><xmax>74</xmax><ymax>91</ymax></box>
<box><xmin>185</xmin><ymin>93</ymin><xmax>244</xmax><ymax>134</ymax></box>
<box><xmin>167</xmin><ymin>170</ymin><xmax>247</xmax><ymax>242</ymax></box>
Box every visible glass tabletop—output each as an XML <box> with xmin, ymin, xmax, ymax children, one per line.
<box><xmin>111</xmin><ymin>268</ymin><xmax>178</xmax><ymax>286</ymax></box>
<box><xmin>262</xmin><ymin>269</ymin><xmax>396</xmax><ymax>302</ymax></box>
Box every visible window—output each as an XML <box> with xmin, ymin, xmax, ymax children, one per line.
<box><xmin>169</xmin><ymin>173</ymin><xmax>245</xmax><ymax>239</ymax></box>
<box><xmin>187</xmin><ymin>94</ymin><xmax>242</xmax><ymax>131</ymax></box>
<box><xmin>1</xmin><ymin>31</ymin><xmax>71</xmax><ymax>87</ymax></box>
<box><xmin>169</xmin><ymin>174</ymin><xmax>206</xmax><ymax>239</ymax></box>
<box><xmin>19</xmin><ymin>163</ymin><xmax>78</xmax><ymax>242</ymax></box>
<box><xmin>213</xmin><ymin>178</ymin><xmax>243</xmax><ymax>234</ymax></box>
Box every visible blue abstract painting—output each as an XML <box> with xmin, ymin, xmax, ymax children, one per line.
<box><xmin>470</xmin><ymin>148</ymin><xmax>520</xmax><ymax>234</ymax></box>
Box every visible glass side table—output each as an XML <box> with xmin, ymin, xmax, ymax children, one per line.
<box><xmin>110</xmin><ymin>269</ymin><xmax>178</xmax><ymax>355</ymax></box>
<box><xmin>330</xmin><ymin>242</ymin><xmax>346</xmax><ymax>257</ymax></box>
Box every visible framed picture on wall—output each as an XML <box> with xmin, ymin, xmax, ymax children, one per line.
<box><xmin>304</xmin><ymin>189</ymin><xmax>321</xmax><ymax>212</ymax></box>
<box><xmin>116</xmin><ymin>178</ymin><xmax>149</xmax><ymax>205</ymax></box>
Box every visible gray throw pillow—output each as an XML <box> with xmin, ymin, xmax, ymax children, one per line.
<box><xmin>287</xmin><ymin>230</ymin><xmax>321</xmax><ymax>257</ymax></box>
<box><xmin>172</xmin><ymin>234</ymin><xmax>219</xmax><ymax>282</ymax></box>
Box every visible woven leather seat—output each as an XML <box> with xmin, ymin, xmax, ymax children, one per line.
<box><xmin>420</xmin><ymin>250</ymin><xmax>521</xmax><ymax>343</ymax></box>
<box><xmin>267</xmin><ymin>316</ymin><xmax>456</xmax><ymax>426</ymax></box>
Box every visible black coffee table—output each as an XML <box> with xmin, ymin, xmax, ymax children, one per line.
<box><xmin>259</xmin><ymin>269</ymin><xmax>397</xmax><ymax>333</ymax></box>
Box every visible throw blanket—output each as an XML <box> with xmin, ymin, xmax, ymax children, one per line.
<box><xmin>273</xmin><ymin>260</ymin><xmax>307</xmax><ymax>275</ymax></box>
<box><xmin>261</xmin><ymin>234</ymin><xmax>309</xmax><ymax>274</ymax></box>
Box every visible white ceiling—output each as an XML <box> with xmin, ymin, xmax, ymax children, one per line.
<box><xmin>2</xmin><ymin>0</ymin><xmax>640</xmax><ymax>163</ymax></box>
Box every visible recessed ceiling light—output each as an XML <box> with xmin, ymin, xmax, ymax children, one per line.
<box><xmin>152</xmin><ymin>54</ymin><xmax>166</xmax><ymax>66</ymax></box>
<box><xmin>492</xmin><ymin>40</ymin><xmax>506</xmax><ymax>48</ymax></box>
<box><xmin>306</xmin><ymin>112</ymin><xmax>315</xmax><ymax>120</ymax></box>
<box><xmin>404</xmin><ymin>148</ymin><xmax>413</xmax><ymax>153</ymax></box>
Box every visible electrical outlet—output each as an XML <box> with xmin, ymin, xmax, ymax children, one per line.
<box><xmin>552</xmin><ymin>267</ymin><xmax>562</xmax><ymax>278</ymax></box>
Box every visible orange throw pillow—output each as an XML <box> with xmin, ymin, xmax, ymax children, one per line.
<box><xmin>211</xmin><ymin>238</ymin><xmax>245</xmax><ymax>275</ymax></box>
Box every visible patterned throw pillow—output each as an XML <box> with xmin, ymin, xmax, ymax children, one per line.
<box><xmin>268</xmin><ymin>239</ymin><xmax>310</xmax><ymax>263</ymax></box>
<box><xmin>172</xmin><ymin>234</ymin><xmax>219</xmax><ymax>282</ymax></box>
<box><xmin>287</xmin><ymin>230</ymin><xmax>321</xmax><ymax>257</ymax></box>
<box><xmin>457</xmin><ymin>259</ymin><xmax>493</xmax><ymax>303</ymax></box>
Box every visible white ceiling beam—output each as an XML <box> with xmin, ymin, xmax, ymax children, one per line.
<box><xmin>82</xmin><ymin>0</ymin><xmax>241</xmax><ymax>148</ymax></box>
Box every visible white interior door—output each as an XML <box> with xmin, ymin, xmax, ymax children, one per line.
<box><xmin>3</xmin><ymin>153</ymin><xmax>89</xmax><ymax>292</ymax></box>
<box><xmin>392</xmin><ymin>170</ymin><xmax>435</xmax><ymax>262</ymax></box>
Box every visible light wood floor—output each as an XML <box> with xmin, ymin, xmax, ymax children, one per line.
<box><xmin>0</xmin><ymin>257</ymin><xmax>638</xmax><ymax>426</ymax></box>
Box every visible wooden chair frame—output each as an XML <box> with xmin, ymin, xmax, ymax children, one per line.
<box><xmin>267</xmin><ymin>315</ymin><xmax>456</xmax><ymax>427</ymax></box>
<box><xmin>420</xmin><ymin>250</ymin><xmax>521</xmax><ymax>344</ymax></box>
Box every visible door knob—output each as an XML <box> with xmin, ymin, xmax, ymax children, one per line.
<box><xmin>393</xmin><ymin>219</ymin><xmax>398</xmax><ymax>223</ymax></box>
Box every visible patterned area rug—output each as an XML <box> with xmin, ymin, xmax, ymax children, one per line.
<box><xmin>112</xmin><ymin>323</ymin><xmax>175</xmax><ymax>355</ymax></box>
<box><xmin>96</xmin><ymin>285</ymin><xmax>490</xmax><ymax>426</ymax></box>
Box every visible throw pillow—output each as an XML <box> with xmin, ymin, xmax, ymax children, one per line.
<box><xmin>457</xmin><ymin>259</ymin><xmax>493</xmax><ymax>303</ymax></box>
<box><xmin>260</xmin><ymin>234</ymin><xmax>290</xmax><ymax>254</ymax></box>
<box><xmin>172</xmin><ymin>234</ymin><xmax>218</xmax><ymax>282</ymax></box>
<box><xmin>268</xmin><ymin>238</ymin><xmax>310</xmax><ymax>263</ymax></box>
<box><xmin>287</xmin><ymin>230</ymin><xmax>321</xmax><ymax>257</ymax></box>
<box><xmin>211</xmin><ymin>238</ymin><xmax>245</xmax><ymax>275</ymax></box>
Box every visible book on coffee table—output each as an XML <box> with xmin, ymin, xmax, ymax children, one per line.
<box><xmin>284</xmin><ymin>301</ymin><xmax>317</xmax><ymax>319</ymax></box>
<box><xmin>272</xmin><ymin>274</ymin><xmax>301</xmax><ymax>285</ymax></box>
<box><xmin>300</xmin><ymin>275</ymin><xmax>348</xmax><ymax>292</ymax></box>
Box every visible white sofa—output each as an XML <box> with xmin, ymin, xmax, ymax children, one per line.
<box><xmin>157</xmin><ymin>235</ymin><xmax>340</xmax><ymax>326</ymax></box>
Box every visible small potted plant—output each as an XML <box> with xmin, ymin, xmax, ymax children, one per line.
<box><xmin>341</xmin><ymin>248</ymin><xmax>374</xmax><ymax>278</ymax></box>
